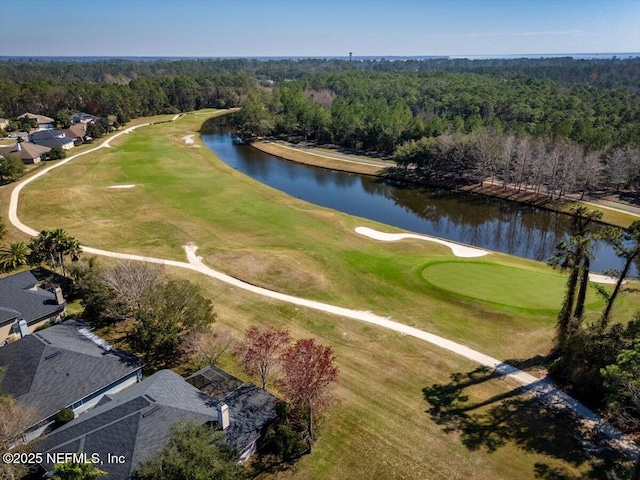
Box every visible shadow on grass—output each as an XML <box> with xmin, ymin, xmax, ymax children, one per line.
<box><xmin>423</xmin><ymin>363</ymin><xmax>634</xmax><ymax>479</ymax></box>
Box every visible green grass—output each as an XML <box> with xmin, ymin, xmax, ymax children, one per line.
<box><xmin>422</xmin><ymin>260</ymin><xmax>604</xmax><ymax>312</ymax></box>
<box><xmin>13</xmin><ymin>109</ymin><xmax>639</xmax><ymax>480</ymax></box>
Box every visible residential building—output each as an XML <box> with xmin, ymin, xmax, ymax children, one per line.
<box><xmin>30</xmin><ymin>130</ymin><xmax>75</xmax><ymax>150</ymax></box>
<box><xmin>34</xmin><ymin>366</ymin><xmax>279</xmax><ymax>478</ymax></box>
<box><xmin>0</xmin><ymin>268</ymin><xmax>66</xmax><ymax>343</ymax></box>
<box><xmin>0</xmin><ymin>118</ymin><xmax>8</xmax><ymax>130</ymax></box>
<box><xmin>17</xmin><ymin>113</ymin><xmax>55</xmax><ymax>130</ymax></box>
<box><xmin>0</xmin><ymin>319</ymin><xmax>143</xmax><ymax>440</ymax></box>
<box><xmin>62</xmin><ymin>123</ymin><xmax>87</xmax><ymax>146</ymax></box>
<box><xmin>0</xmin><ymin>141</ymin><xmax>51</xmax><ymax>164</ymax></box>
<box><xmin>70</xmin><ymin>112</ymin><xmax>99</xmax><ymax>125</ymax></box>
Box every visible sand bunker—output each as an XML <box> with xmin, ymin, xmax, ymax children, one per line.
<box><xmin>587</xmin><ymin>273</ymin><xmax>622</xmax><ymax>285</ymax></box>
<box><xmin>355</xmin><ymin>226</ymin><xmax>489</xmax><ymax>258</ymax></box>
<box><xmin>356</xmin><ymin>227</ymin><xmax>622</xmax><ymax>284</ymax></box>
<box><xmin>107</xmin><ymin>185</ymin><xmax>136</xmax><ymax>189</ymax></box>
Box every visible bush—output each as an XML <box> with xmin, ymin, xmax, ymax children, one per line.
<box><xmin>47</xmin><ymin>146</ymin><xmax>66</xmax><ymax>160</ymax></box>
<box><xmin>265</xmin><ymin>403</ymin><xmax>309</xmax><ymax>462</ymax></box>
<box><xmin>55</xmin><ymin>407</ymin><xmax>75</xmax><ymax>426</ymax></box>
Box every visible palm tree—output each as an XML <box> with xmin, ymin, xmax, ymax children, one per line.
<box><xmin>28</xmin><ymin>229</ymin><xmax>81</xmax><ymax>276</ymax></box>
<box><xmin>0</xmin><ymin>241</ymin><xmax>29</xmax><ymax>271</ymax></box>
<box><xmin>548</xmin><ymin>206</ymin><xmax>602</xmax><ymax>351</ymax></box>
<box><xmin>600</xmin><ymin>220</ymin><xmax>640</xmax><ymax>328</ymax></box>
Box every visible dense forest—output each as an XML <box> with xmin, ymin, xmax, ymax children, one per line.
<box><xmin>2</xmin><ymin>56</ymin><xmax>639</xmax><ymax>90</ymax></box>
<box><xmin>1</xmin><ymin>57</ymin><xmax>639</xmax><ymax>194</ymax></box>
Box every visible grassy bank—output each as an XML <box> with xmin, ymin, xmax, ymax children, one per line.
<box><xmin>252</xmin><ymin>141</ymin><xmax>386</xmax><ymax>176</ymax></box>
<box><xmin>14</xmin><ymin>109</ymin><xmax>639</xmax><ymax>479</ymax></box>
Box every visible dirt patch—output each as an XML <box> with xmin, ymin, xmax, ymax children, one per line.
<box><xmin>205</xmin><ymin>249</ymin><xmax>329</xmax><ymax>295</ymax></box>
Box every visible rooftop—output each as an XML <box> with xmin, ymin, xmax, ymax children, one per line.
<box><xmin>0</xmin><ymin>319</ymin><xmax>142</xmax><ymax>426</ymax></box>
<box><xmin>35</xmin><ymin>366</ymin><xmax>279</xmax><ymax>478</ymax></box>
<box><xmin>0</xmin><ymin>269</ymin><xmax>64</xmax><ymax>328</ymax></box>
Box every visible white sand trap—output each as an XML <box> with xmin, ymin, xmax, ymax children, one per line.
<box><xmin>355</xmin><ymin>226</ymin><xmax>489</xmax><ymax>258</ymax></box>
<box><xmin>107</xmin><ymin>184</ymin><xmax>136</xmax><ymax>189</ymax></box>
<box><xmin>588</xmin><ymin>273</ymin><xmax>623</xmax><ymax>285</ymax></box>
<box><xmin>182</xmin><ymin>134</ymin><xmax>194</xmax><ymax>144</ymax></box>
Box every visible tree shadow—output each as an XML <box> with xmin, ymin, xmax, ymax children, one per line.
<box><xmin>423</xmin><ymin>363</ymin><xmax>634</xmax><ymax>479</ymax></box>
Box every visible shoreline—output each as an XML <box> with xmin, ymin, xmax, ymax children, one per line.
<box><xmin>250</xmin><ymin>140</ymin><xmax>638</xmax><ymax>228</ymax></box>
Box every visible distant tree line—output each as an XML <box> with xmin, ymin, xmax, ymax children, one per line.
<box><xmin>2</xmin><ymin>58</ymin><xmax>638</xmax><ymax>194</ymax></box>
<box><xmin>1</xmin><ymin>56</ymin><xmax>639</xmax><ymax>90</ymax></box>
<box><xmin>0</xmin><ymin>73</ymin><xmax>252</xmax><ymax>124</ymax></box>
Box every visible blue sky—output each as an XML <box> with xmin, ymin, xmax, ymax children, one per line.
<box><xmin>0</xmin><ymin>0</ymin><xmax>638</xmax><ymax>57</ymax></box>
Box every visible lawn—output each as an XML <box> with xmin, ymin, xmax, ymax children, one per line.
<box><xmin>11</xmin><ymin>109</ymin><xmax>640</xmax><ymax>479</ymax></box>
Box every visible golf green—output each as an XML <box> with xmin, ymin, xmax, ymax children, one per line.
<box><xmin>422</xmin><ymin>261</ymin><xmax>599</xmax><ymax>311</ymax></box>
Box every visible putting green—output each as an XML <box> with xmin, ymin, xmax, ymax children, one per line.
<box><xmin>422</xmin><ymin>261</ymin><xmax>600</xmax><ymax>311</ymax></box>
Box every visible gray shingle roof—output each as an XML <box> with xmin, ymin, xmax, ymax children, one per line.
<box><xmin>0</xmin><ymin>270</ymin><xmax>64</xmax><ymax>328</ymax></box>
<box><xmin>35</xmin><ymin>367</ymin><xmax>279</xmax><ymax>478</ymax></box>
<box><xmin>187</xmin><ymin>365</ymin><xmax>279</xmax><ymax>453</ymax></box>
<box><xmin>30</xmin><ymin>130</ymin><xmax>74</xmax><ymax>149</ymax></box>
<box><xmin>0</xmin><ymin>320</ymin><xmax>142</xmax><ymax>426</ymax></box>
<box><xmin>35</xmin><ymin>370</ymin><xmax>218</xmax><ymax>478</ymax></box>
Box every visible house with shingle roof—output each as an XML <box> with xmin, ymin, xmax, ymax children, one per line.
<box><xmin>30</xmin><ymin>130</ymin><xmax>75</xmax><ymax>150</ymax></box>
<box><xmin>70</xmin><ymin>112</ymin><xmax>99</xmax><ymax>125</ymax></box>
<box><xmin>0</xmin><ymin>269</ymin><xmax>66</xmax><ymax>343</ymax></box>
<box><xmin>34</xmin><ymin>366</ymin><xmax>279</xmax><ymax>478</ymax></box>
<box><xmin>0</xmin><ymin>319</ymin><xmax>143</xmax><ymax>440</ymax></box>
<box><xmin>62</xmin><ymin>123</ymin><xmax>87</xmax><ymax>145</ymax></box>
<box><xmin>17</xmin><ymin>113</ymin><xmax>54</xmax><ymax>130</ymax></box>
<box><xmin>0</xmin><ymin>141</ymin><xmax>51</xmax><ymax>164</ymax></box>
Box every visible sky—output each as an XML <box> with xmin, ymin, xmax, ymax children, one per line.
<box><xmin>0</xmin><ymin>0</ymin><xmax>638</xmax><ymax>57</ymax></box>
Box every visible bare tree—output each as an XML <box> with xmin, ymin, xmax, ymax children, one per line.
<box><xmin>605</xmin><ymin>146</ymin><xmax>635</xmax><ymax>192</ymax></box>
<box><xmin>500</xmin><ymin>134</ymin><xmax>517</xmax><ymax>189</ymax></box>
<box><xmin>514</xmin><ymin>136</ymin><xmax>533</xmax><ymax>192</ymax></box>
<box><xmin>184</xmin><ymin>326</ymin><xmax>237</xmax><ymax>366</ymax></box>
<box><xmin>471</xmin><ymin>128</ymin><xmax>501</xmax><ymax>185</ymax></box>
<box><xmin>576</xmin><ymin>149</ymin><xmax>603</xmax><ymax>199</ymax></box>
<box><xmin>97</xmin><ymin>260</ymin><xmax>164</xmax><ymax>318</ymax></box>
<box><xmin>0</xmin><ymin>395</ymin><xmax>38</xmax><ymax>480</ymax></box>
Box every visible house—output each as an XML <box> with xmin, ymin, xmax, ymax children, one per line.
<box><xmin>62</xmin><ymin>123</ymin><xmax>87</xmax><ymax>146</ymax></box>
<box><xmin>17</xmin><ymin>113</ymin><xmax>54</xmax><ymax>130</ymax></box>
<box><xmin>70</xmin><ymin>112</ymin><xmax>99</xmax><ymax>125</ymax></box>
<box><xmin>0</xmin><ymin>319</ymin><xmax>143</xmax><ymax>441</ymax></box>
<box><xmin>34</xmin><ymin>367</ymin><xmax>279</xmax><ymax>478</ymax></box>
<box><xmin>0</xmin><ymin>118</ymin><xmax>8</xmax><ymax>131</ymax></box>
<box><xmin>0</xmin><ymin>269</ymin><xmax>66</xmax><ymax>343</ymax></box>
<box><xmin>30</xmin><ymin>130</ymin><xmax>75</xmax><ymax>150</ymax></box>
<box><xmin>0</xmin><ymin>141</ymin><xmax>51</xmax><ymax>164</ymax></box>
<box><xmin>186</xmin><ymin>364</ymin><xmax>280</xmax><ymax>461</ymax></box>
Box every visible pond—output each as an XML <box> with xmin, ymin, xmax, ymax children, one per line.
<box><xmin>201</xmin><ymin>120</ymin><xmax>638</xmax><ymax>277</ymax></box>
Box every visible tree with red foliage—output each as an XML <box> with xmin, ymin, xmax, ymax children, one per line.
<box><xmin>279</xmin><ymin>338</ymin><xmax>339</xmax><ymax>451</ymax></box>
<box><xmin>238</xmin><ymin>325</ymin><xmax>290</xmax><ymax>389</ymax></box>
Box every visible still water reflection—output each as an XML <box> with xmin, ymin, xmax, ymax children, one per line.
<box><xmin>201</xmin><ymin>120</ymin><xmax>637</xmax><ymax>277</ymax></box>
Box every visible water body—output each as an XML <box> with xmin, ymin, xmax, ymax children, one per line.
<box><xmin>201</xmin><ymin>121</ymin><xmax>638</xmax><ymax>277</ymax></box>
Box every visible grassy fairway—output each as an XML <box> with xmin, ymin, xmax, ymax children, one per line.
<box><xmin>15</xmin><ymin>109</ymin><xmax>639</xmax><ymax>479</ymax></box>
